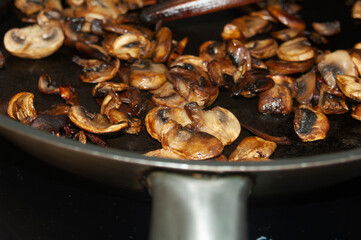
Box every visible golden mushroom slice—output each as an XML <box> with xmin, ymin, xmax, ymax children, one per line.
<box><xmin>351</xmin><ymin>104</ymin><xmax>361</xmax><ymax>121</ymax></box>
<box><xmin>245</xmin><ymin>38</ymin><xmax>278</xmax><ymax>59</ymax></box>
<box><xmin>150</xmin><ymin>81</ymin><xmax>187</xmax><ymax>108</ymax></box>
<box><xmin>4</xmin><ymin>24</ymin><xmax>64</xmax><ymax>59</ymax></box>
<box><xmin>153</xmin><ymin>27</ymin><xmax>172</xmax><ymax>63</ymax></box>
<box><xmin>312</xmin><ymin>21</ymin><xmax>340</xmax><ymax>36</ymax></box>
<box><xmin>336</xmin><ymin>74</ymin><xmax>361</xmax><ymax>102</ymax></box>
<box><xmin>318</xmin><ymin>50</ymin><xmax>358</xmax><ymax>88</ymax></box>
<box><xmin>295</xmin><ymin>70</ymin><xmax>316</xmax><ymax>104</ymax></box>
<box><xmin>294</xmin><ymin>105</ymin><xmax>330</xmax><ymax>142</ymax></box>
<box><xmin>277</xmin><ymin>37</ymin><xmax>314</xmax><ymax>62</ymax></box>
<box><xmin>108</xmin><ymin>109</ymin><xmax>142</xmax><ymax>134</ymax></box>
<box><xmin>271</xmin><ymin>28</ymin><xmax>301</xmax><ymax>41</ymax></box>
<box><xmin>184</xmin><ymin>102</ymin><xmax>241</xmax><ymax>146</ymax></box>
<box><xmin>103</xmin><ymin>33</ymin><xmax>150</xmax><ymax>60</ymax></box>
<box><xmin>267</xmin><ymin>4</ymin><xmax>306</xmax><ymax>31</ymax></box>
<box><xmin>7</xmin><ymin>92</ymin><xmax>37</xmax><ymax>122</ymax></box>
<box><xmin>15</xmin><ymin>0</ymin><xmax>43</xmax><ymax>15</ymax></box>
<box><xmin>318</xmin><ymin>83</ymin><xmax>349</xmax><ymax>115</ymax></box>
<box><xmin>129</xmin><ymin>59</ymin><xmax>168</xmax><ymax>90</ymax></box>
<box><xmin>92</xmin><ymin>82</ymin><xmax>129</xmax><ymax>98</ymax></box>
<box><xmin>265</xmin><ymin>58</ymin><xmax>314</xmax><ymax>75</ymax></box>
<box><xmin>170</xmin><ymin>55</ymin><xmax>208</xmax><ymax>72</ymax></box>
<box><xmin>72</xmin><ymin>56</ymin><xmax>120</xmax><ymax>83</ymax></box>
<box><xmin>68</xmin><ymin>106</ymin><xmax>128</xmax><ymax>134</ymax></box>
<box><xmin>160</xmin><ymin>121</ymin><xmax>224</xmax><ymax>160</ymax></box>
<box><xmin>352</xmin><ymin>1</ymin><xmax>361</xmax><ymax>19</ymax></box>
<box><xmin>221</xmin><ymin>23</ymin><xmax>244</xmax><ymax>41</ymax></box>
<box><xmin>229</xmin><ymin>136</ymin><xmax>276</xmax><ymax>162</ymax></box>
<box><xmin>144</xmin><ymin>148</ymin><xmax>185</xmax><ymax>160</ymax></box>
<box><xmin>231</xmin><ymin>15</ymin><xmax>270</xmax><ymax>39</ymax></box>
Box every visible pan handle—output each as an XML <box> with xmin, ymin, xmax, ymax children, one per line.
<box><xmin>148</xmin><ymin>172</ymin><xmax>252</xmax><ymax>240</ymax></box>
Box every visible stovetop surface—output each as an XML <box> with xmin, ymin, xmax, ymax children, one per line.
<box><xmin>1</xmin><ymin>135</ymin><xmax>361</xmax><ymax>240</ymax></box>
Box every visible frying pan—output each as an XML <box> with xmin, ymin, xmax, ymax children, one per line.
<box><xmin>1</xmin><ymin>0</ymin><xmax>361</xmax><ymax>239</ymax></box>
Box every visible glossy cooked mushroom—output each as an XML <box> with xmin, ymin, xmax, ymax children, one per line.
<box><xmin>295</xmin><ymin>70</ymin><xmax>316</xmax><ymax>104</ymax></box>
<box><xmin>7</xmin><ymin>92</ymin><xmax>37</xmax><ymax>122</ymax></box>
<box><xmin>152</xmin><ymin>27</ymin><xmax>172</xmax><ymax>63</ymax></box>
<box><xmin>160</xmin><ymin>120</ymin><xmax>224</xmax><ymax>160</ymax></box>
<box><xmin>231</xmin><ymin>15</ymin><xmax>269</xmax><ymax>39</ymax></box>
<box><xmin>4</xmin><ymin>24</ymin><xmax>64</xmax><ymax>59</ymax></box>
<box><xmin>144</xmin><ymin>148</ymin><xmax>185</xmax><ymax>159</ymax></box>
<box><xmin>336</xmin><ymin>74</ymin><xmax>361</xmax><ymax>102</ymax></box>
<box><xmin>271</xmin><ymin>28</ymin><xmax>301</xmax><ymax>41</ymax></box>
<box><xmin>150</xmin><ymin>81</ymin><xmax>187</xmax><ymax>108</ymax></box>
<box><xmin>318</xmin><ymin>83</ymin><xmax>349</xmax><ymax>115</ymax></box>
<box><xmin>15</xmin><ymin>0</ymin><xmax>43</xmax><ymax>15</ymax></box>
<box><xmin>72</xmin><ymin>56</ymin><xmax>120</xmax><ymax>83</ymax></box>
<box><xmin>277</xmin><ymin>37</ymin><xmax>314</xmax><ymax>62</ymax></box>
<box><xmin>294</xmin><ymin>105</ymin><xmax>330</xmax><ymax>142</ymax></box>
<box><xmin>108</xmin><ymin>108</ymin><xmax>142</xmax><ymax>134</ymax></box>
<box><xmin>265</xmin><ymin>58</ymin><xmax>315</xmax><ymax>75</ymax></box>
<box><xmin>312</xmin><ymin>21</ymin><xmax>340</xmax><ymax>36</ymax></box>
<box><xmin>267</xmin><ymin>4</ymin><xmax>306</xmax><ymax>30</ymax></box>
<box><xmin>129</xmin><ymin>59</ymin><xmax>168</xmax><ymax>90</ymax></box>
<box><xmin>318</xmin><ymin>50</ymin><xmax>358</xmax><ymax>89</ymax></box>
<box><xmin>92</xmin><ymin>82</ymin><xmax>129</xmax><ymax>98</ymax></box>
<box><xmin>244</xmin><ymin>38</ymin><xmax>278</xmax><ymax>59</ymax></box>
<box><xmin>68</xmin><ymin>105</ymin><xmax>128</xmax><ymax>134</ymax></box>
<box><xmin>228</xmin><ymin>136</ymin><xmax>276</xmax><ymax>161</ymax></box>
<box><xmin>221</xmin><ymin>23</ymin><xmax>244</xmax><ymax>41</ymax></box>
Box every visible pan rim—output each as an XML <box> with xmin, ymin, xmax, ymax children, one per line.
<box><xmin>1</xmin><ymin>114</ymin><xmax>360</xmax><ymax>172</ymax></box>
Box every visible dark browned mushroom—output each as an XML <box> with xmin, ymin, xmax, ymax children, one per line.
<box><xmin>150</xmin><ymin>81</ymin><xmax>187</xmax><ymax>108</ymax></box>
<box><xmin>231</xmin><ymin>15</ymin><xmax>270</xmax><ymax>38</ymax></box>
<box><xmin>294</xmin><ymin>105</ymin><xmax>330</xmax><ymax>142</ymax></box>
<box><xmin>318</xmin><ymin>83</ymin><xmax>349</xmax><ymax>115</ymax></box>
<box><xmin>267</xmin><ymin>4</ymin><xmax>306</xmax><ymax>30</ymax></box>
<box><xmin>144</xmin><ymin>148</ymin><xmax>185</xmax><ymax>159</ymax></box>
<box><xmin>245</xmin><ymin>38</ymin><xmax>278</xmax><ymax>59</ymax></box>
<box><xmin>228</xmin><ymin>136</ymin><xmax>276</xmax><ymax>161</ymax></box>
<box><xmin>295</xmin><ymin>70</ymin><xmax>316</xmax><ymax>104</ymax></box>
<box><xmin>265</xmin><ymin>58</ymin><xmax>315</xmax><ymax>75</ymax></box>
<box><xmin>92</xmin><ymin>82</ymin><xmax>129</xmax><ymax>98</ymax></box>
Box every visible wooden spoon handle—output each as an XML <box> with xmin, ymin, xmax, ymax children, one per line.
<box><xmin>140</xmin><ymin>0</ymin><xmax>263</xmax><ymax>24</ymax></box>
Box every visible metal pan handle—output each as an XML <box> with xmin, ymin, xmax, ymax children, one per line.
<box><xmin>148</xmin><ymin>172</ymin><xmax>252</xmax><ymax>240</ymax></box>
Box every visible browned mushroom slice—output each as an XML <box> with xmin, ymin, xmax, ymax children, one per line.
<box><xmin>271</xmin><ymin>28</ymin><xmax>301</xmax><ymax>42</ymax></box>
<box><xmin>199</xmin><ymin>41</ymin><xmax>227</xmax><ymax>62</ymax></box>
<box><xmin>227</xmin><ymin>39</ymin><xmax>252</xmax><ymax>70</ymax></box>
<box><xmin>38</xmin><ymin>73</ymin><xmax>61</xmax><ymax>95</ymax></box>
<box><xmin>295</xmin><ymin>70</ymin><xmax>316</xmax><ymax>104</ymax></box>
<box><xmin>37</xmin><ymin>8</ymin><xmax>63</xmax><ymax>27</ymax></box>
<box><xmin>153</xmin><ymin>27</ymin><xmax>172</xmax><ymax>63</ymax></box>
<box><xmin>160</xmin><ymin>121</ymin><xmax>224</xmax><ymax>160</ymax></box>
<box><xmin>245</xmin><ymin>38</ymin><xmax>278</xmax><ymax>59</ymax></box>
<box><xmin>66</xmin><ymin>0</ymin><xmax>85</xmax><ymax>7</ymax></box>
<box><xmin>7</xmin><ymin>92</ymin><xmax>37</xmax><ymax>122</ymax></box>
<box><xmin>258</xmin><ymin>76</ymin><xmax>293</xmax><ymax>114</ymax></box>
<box><xmin>29</xmin><ymin>114</ymin><xmax>68</xmax><ymax>134</ymax></box>
<box><xmin>336</xmin><ymin>74</ymin><xmax>361</xmax><ymax>102</ymax></box>
<box><xmin>75</xmin><ymin>0</ymin><xmax>127</xmax><ymax>22</ymax></box>
<box><xmin>318</xmin><ymin>84</ymin><xmax>349</xmax><ymax>115</ymax></box>
<box><xmin>265</xmin><ymin>58</ymin><xmax>314</xmax><ymax>75</ymax></box>
<box><xmin>221</xmin><ymin>24</ymin><xmax>245</xmax><ymax>41</ymax></box>
<box><xmin>233</xmin><ymin>69</ymin><xmax>274</xmax><ymax>98</ymax></box>
<box><xmin>42</xmin><ymin>103</ymin><xmax>71</xmax><ymax>116</ymax></box>
<box><xmin>231</xmin><ymin>15</ymin><xmax>270</xmax><ymax>39</ymax></box>
<box><xmin>145</xmin><ymin>106</ymin><xmax>191</xmax><ymax>141</ymax></box>
<box><xmin>350</xmin><ymin>49</ymin><xmax>361</xmax><ymax>77</ymax></box>
<box><xmin>129</xmin><ymin>59</ymin><xmax>168</xmax><ymax>90</ymax></box>
<box><xmin>312</xmin><ymin>21</ymin><xmax>340</xmax><ymax>36</ymax></box>
<box><xmin>100</xmin><ymin>91</ymin><xmax>122</xmax><ymax>117</ymax></box>
<box><xmin>168</xmin><ymin>65</ymin><xmax>219</xmax><ymax>108</ymax></box>
<box><xmin>228</xmin><ymin>136</ymin><xmax>276</xmax><ymax>161</ymax></box>
<box><xmin>4</xmin><ymin>24</ymin><xmax>64</xmax><ymax>59</ymax></box>
<box><xmin>184</xmin><ymin>102</ymin><xmax>241</xmax><ymax>146</ymax></box>
<box><xmin>277</xmin><ymin>37</ymin><xmax>314</xmax><ymax>62</ymax></box>
<box><xmin>167</xmin><ymin>37</ymin><xmax>188</xmax><ymax>66</ymax></box>
<box><xmin>144</xmin><ymin>148</ymin><xmax>185</xmax><ymax>160</ymax></box>
<box><xmin>250</xmin><ymin>9</ymin><xmax>277</xmax><ymax>22</ymax></box>
<box><xmin>74</xmin><ymin>42</ymin><xmax>109</xmax><ymax>62</ymax></box>
<box><xmin>92</xmin><ymin>82</ymin><xmax>129</xmax><ymax>98</ymax></box>
<box><xmin>108</xmin><ymin>109</ymin><xmax>142</xmax><ymax>134</ymax></box>
<box><xmin>207</xmin><ymin>60</ymin><xmax>229</xmax><ymax>88</ymax></box>
<box><xmin>72</xmin><ymin>56</ymin><xmax>120</xmax><ymax>83</ymax></box>
<box><xmin>351</xmin><ymin>104</ymin><xmax>361</xmax><ymax>121</ymax></box>
<box><xmin>267</xmin><ymin>4</ymin><xmax>306</xmax><ymax>30</ymax></box>
<box><xmin>150</xmin><ymin>81</ymin><xmax>187</xmax><ymax>108</ymax></box>
<box><xmin>68</xmin><ymin>105</ymin><xmax>128</xmax><ymax>134</ymax></box>
<box><xmin>170</xmin><ymin>55</ymin><xmax>208</xmax><ymax>72</ymax></box>
<box><xmin>318</xmin><ymin>50</ymin><xmax>358</xmax><ymax>88</ymax></box>
<box><xmin>102</xmin><ymin>23</ymin><xmax>153</xmax><ymax>39</ymax></box>
<box><xmin>103</xmin><ymin>33</ymin><xmax>150</xmax><ymax>60</ymax></box>
<box><xmin>352</xmin><ymin>1</ymin><xmax>361</xmax><ymax>19</ymax></box>
<box><xmin>15</xmin><ymin>0</ymin><xmax>43</xmax><ymax>15</ymax></box>
<box><xmin>294</xmin><ymin>105</ymin><xmax>330</xmax><ymax>142</ymax></box>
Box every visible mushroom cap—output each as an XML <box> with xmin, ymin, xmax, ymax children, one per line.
<box><xmin>4</xmin><ymin>24</ymin><xmax>64</xmax><ymax>59</ymax></box>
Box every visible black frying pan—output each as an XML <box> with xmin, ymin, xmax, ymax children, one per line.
<box><xmin>1</xmin><ymin>0</ymin><xmax>361</xmax><ymax>239</ymax></box>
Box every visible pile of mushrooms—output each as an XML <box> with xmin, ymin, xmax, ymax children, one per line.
<box><xmin>4</xmin><ymin>0</ymin><xmax>361</xmax><ymax>161</ymax></box>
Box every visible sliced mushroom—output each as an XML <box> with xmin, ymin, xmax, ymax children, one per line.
<box><xmin>170</xmin><ymin>55</ymin><xmax>208</xmax><ymax>72</ymax></box>
<box><xmin>277</xmin><ymin>37</ymin><xmax>314</xmax><ymax>62</ymax></box>
<box><xmin>100</xmin><ymin>91</ymin><xmax>122</xmax><ymax>117</ymax></box>
<box><xmin>150</xmin><ymin>81</ymin><xmax>187</xmax><ymax>108</ymax></box>
<box><xmin>312</xmin><ymin>21</ymin><xmax>340</xmax><ymax>36</ymax></box>
<box><xmin>7</xmin><ymin>92</ymin><xmax>37</xmax><ymax>122</ymax></box>
<box><xmin>4</xmin><ymin>24</ymin><xmax>64</xmax><ymax>59</ymax></box>
<box><xmin>108</xmin><ymin>108</ymin><xmax>142</xmax><ymax>134</ymax></box>
<box><xmin>92</xmin><ymin>82</ymin><xmax>129</xmax><ymax>98</ymax></box>
<box><xmin>168</xmin><ymin>65</ymin><xmax>219</xmax><ymax>108</ymax></box>
<box><xmin>233</xmin><ymin>69</ymin><xmax>274</xmax><ymax>98</ymax></box>
<box><xmin>62</xmin><ymin>17</ymin><xmax>99</xmax><ymax>45</ymax></box>
<box><xmin>184</xmin><ymin>102</ymin><xmax>241</xmax><ymax>146</ymax></box>
<box><xmin>258</xmin><ymin>75</ymin><xmax>294</xmax><ymax>114</ymax></box>
<box><xmin>350</xmin><ymin>49</ymin><xmax>361</xmax><ymax>77</ymax></box>
<box><xmin>295</xmin><ymin>70</ymin><xmax>316</xmax><ymax>104</ymax></box>
<box><xmin>336</xmin><ymin>74</ymin><xmax>361</xmax><ymax>102</ymax></box>
<box><xmin>102</xmin><ymin>22</ymin><xmax>153</xmax><ymax>39</ymax></box>
<box><xmin>267</xmin><ymin>4</ymin><xmax>306</xmax><ymax>30</ymax></box>
<box><xmin>103</xmin><ymin>33</ymin><xmax>150</xmax><ymax>60</ymax></box>
<box><xmin>266</xmin><ymin>58</ymin><xmax>315</xmax><ymax>75</ymax></box>
<box><xmin>221</xmin><ymin>23</ymin><xmax>244</xmax><ymax>41</ymax></box>
<box><xmin>352</xmin><ymin>0</ymin><xmax>361</xmax><ymax>19</ymax></box>
<box><xmin>153</xmin><ymin>27</ymin><xmax>172</xmax><ymax>63</ymax></box>
<box><xmin>227</xmin><ymin>39</ymin><xmax>252</xmax><ymax>70</ymax></box>
<box><xmin>75</xmin><ymin>0</ymin><xmax>127</xmax><ymax>22</ymax></box>
<box><xmin>15</xmin><ymin>0</ymin><xmax>43</xmax><ymax>15</ymax></box>
<box><xmin>66</xmin><ymin>0</ymin><xmax>85</xmax><ymax>7</ymax></box>
<box><xmin>144</xmin><ymin>148</ymin><xmax>185</xmax><ymax>160</ymax></box>
<box><xmin>160</xmin><ymin>121</ymin><xmax>224</xmax><ymax>160</ymax></box>
<box><xmin>29</xmin><ymin>114</ymin><xmax>68</xmax><ymax>134</ymax></box>
<box><xmin>271</xmin><ymin>28</ymin><xmax>301</xmax><ymax>42</ymax></box>
<box><xmin>38</xmin><ymin>73</ymin><xmax>61</xmax><ymax>95</ymax></box>
<box><xmin>129</xmin><ymin>59</ymin><xmax>168</xmax><ymax>90</ymax></box>
<box><xmin>68</xmin><ymin>105</ymin><xmax>128</xmax><ymax>134</ymax></box>
<box><xmin>72</xmin><ymin>56</ymin><xmax>120</xmax><ymax>83</ymax></box>
<box><xmin>199</xmin><ymin>41</ymin><xmax>227</xmax><ymax>62</ymax></box>
<box><xmin>318</xmin><ymin>83</ymin><xmax>349</xmax><ymax>115</ymax></box>
<box><xmin>351</xmin><ymin>104</ymin><xmax>361</xmax><ymax>121</ymax></box>
<box><xmin>318</xmin><ymin>50</ymin><xmax>358</xmax><ymax>88</ymax></box>
<box><xmin>231</xmin><ymin>15</ymin><xmax>270</xmax><ymax>39</ymax></box>
<box><xmin>167</xmin><ymin>37</ymin><xmax>188</xmax><ymax>66</ymax></box>
<box><xmin>228</xmin><ymin>136</ymin><xmax>276</xmax><ymax>161</ymax></box>
<box><xmin>244</xmin><ymin>38</ymin><xmax>278</xmax><ymax>59</ymax></box>
<box><xmin>294</xmin><ymin>105</ymin><xmax>330</xmax><ymax>142</ymax></box>
<box><xmin>42</xmin><ymin>103</ymin><xmax>71</xmax><ymax>116</ymax></box>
